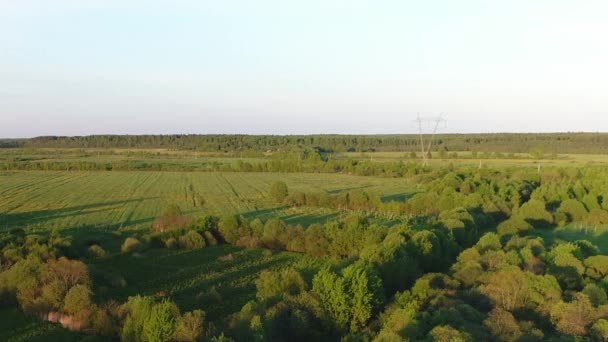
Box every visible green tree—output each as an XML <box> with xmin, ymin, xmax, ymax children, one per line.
<box><xmin>515</xmin><ymin>199</ymin><xmax>553</xmax><ymax>226</ymax></box>
<box><xmin>256</xmin><ymin>268</ymin><xmax>307</xmax><ymax>301</ymax></box>
<box><xmin>483</xmin><ymin>307</ymin><xmax>521</xmax><ymax>341</ymax></box>
<box><xmin>585</xmin><ymin>255</ymin><xmax>608</xmax><ymax>280</ymax></box>
<box><xmin>497</xmin><ymin>217</ymin><xmax>533</xmax><ymax>236</ymax></box>
<box><xmin>429</xmin><ymin>325</ymin><xmax>471</xmax><ymax>342</ymax></box>
<box><xmin>343</xmin><ymin>265</ymin><xmax>385</xmax><ymax>332</ymax></box>
<box><xmin>179</xmin><ymin>231</ymin><xmax>205</xmax><ymax>250</ymax></box>
<box><xmin>218</xmin><ymin>215</ymin><xmax>240</xmax><ymax>244</ymax></box>
<box><xmin>591</xmin><ymin>319</ymin><xmax>608</xmax><ymax>342</ymax></box>
<box><xmin>312</xmin><ymin>268</ymin><xmax>350</xmax><ymax>330</ymax></box>
<box><xmin>312</xmin><ymin>265</ymin><xmax>384</xmax><ymax>332</ymax></box>
<box><xmin>122</xmin><ymin>296</ymin><xmax>155</xmax><ymax>342</ymax></box>
<box><xmin>481</xmin><ymin>267</ymin><xmax>530</xmax><ymax>311</ymax></box>
<box><xmin>62</xmin><ymin>284</ymin><xmax>92</xmax><ymax>315</ymax></box>
<box><xmin>557</xmin><ymin>199</ymin><xmax>588</xmax><ymax>224</ymax></box>
<box><xmin>583</xmin><ymin>284</ymin><xmax>608</xmax><ymax>307</ymax></box>
<box><xmin>551</xmin><ymin>293</ymin><xmax>597</xmax><ymax>337</ymax></box>
<box><xmin>143</xmin><ymin>300</ymin><xmax>179</xmax><ymax>342</ymax></box>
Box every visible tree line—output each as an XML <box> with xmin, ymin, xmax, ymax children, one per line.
<box><xmin>4</xmin><ymin>132</ymin><xmax>608</xmax><ymax>153</ymax></box>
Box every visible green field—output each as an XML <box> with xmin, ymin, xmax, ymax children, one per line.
<box><xmin>0</xmin><ymin>171</ymin><xmax>414</xmax><ymax>233</ymax></box>
<box><xmin>339</xmin><ymin>151</ymin><xmax>608</xmax><ymax>167</ymax></box>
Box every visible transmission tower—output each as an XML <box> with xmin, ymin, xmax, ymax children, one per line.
<box><xmin>415</xmin><ymin>114</ymin><xmax>446</xmax><ymax>166</ymax></box>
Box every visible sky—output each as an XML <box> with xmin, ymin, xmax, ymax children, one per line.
<box><xmin>1</xmin><ymin>0</ymin><xmax>607</xmax><ymax>138</ymax></box>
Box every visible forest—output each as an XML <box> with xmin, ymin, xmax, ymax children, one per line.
<box><xmin>3</xmin><ymin>132</ymin><xmax>608</xmax><ymax>154</ymax></box>
<box><xmin>1</xmin><ymin>142</ymin><xmax>608</xmax><ymax>341</ymax></box>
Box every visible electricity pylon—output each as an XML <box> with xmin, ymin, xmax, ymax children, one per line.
<box><xmin>416</xmin><ymin>114</ymin><xmax>446</xmax><ymax>166</ymax></box>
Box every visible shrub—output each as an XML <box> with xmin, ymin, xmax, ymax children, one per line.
<box><xmin>153</xmin><ymin>204</ymin><xmax>190</xmax><ymax>232</ymax></box>
<box><xmin>255</xmin><ymin>268</ymin><xmax>307</xmax><ymax>301</ymax></box>
<box><xmin>218</xmin><ymin>215</ymin><xmax>240</xmax><ymax>244</ymax></box>
<box><xmin>121</xmin><ymin>237</ymin><xmax>142</xmax><ymax>253</ymax></box>
<box><xmin>165</xmin><ymin>237</ymin><xmax>178</xmax><ymax>249</ymax></box>
<box><xmin>270</xmin><ymin>181</ymin><xmax>289</xmax><ymax>203</ymax></box>
<box><xmin>269</xmin><ymin>181</ymin><xmax>288</xmax><ymax>203</ymax></box>
<box><xmin>87</xmin><ymin>244</ymin><xmax>106</xmax><ymax>258</ymax></box>
<box><xmin>174</xmin><ymin>310</ymin><xmax>205</xmax><ymax>342</ymax></box>
<box><xmin>179</xmin><ymin>231</ymin><xmax>205</xmax><ymax>250</ymax></box>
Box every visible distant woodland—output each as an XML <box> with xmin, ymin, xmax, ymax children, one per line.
<box><xmin>2</xmin><ymin>133</ymin><xmax>608</xmax><ymax>154</ymax></box>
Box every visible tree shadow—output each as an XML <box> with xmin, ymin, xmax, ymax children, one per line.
<box><xmin>381</xmin><ymin>192</ymin><xmax>416</xmax><ymax>203</ymax></box>
<box><xmin>89</xmin><ymin>246</ymin><xmax>303</xmax><ymax>321</ymax></box>
<box><xmin>537</xmin><ymin>227</ymin><xmax>608</xmax><ymax>254</ymax></box>
<box><xmin>0</xmin><ymin>198</ymin><xmax>156</xmax><ymax>229</ymax></box>
<box><xmin>326</xmin><ymin>185</ymin><xmax>371</xmax><ymax>194</ymax></box>
<box><xmin>240</xmin><ymin>205</ymin><xmax>289</xmax><ymax>220</ymax></box>
<box><xmin>279</xmin><ymin>212</ymin><xmax>339</xmax><ymax>227</ymax></box>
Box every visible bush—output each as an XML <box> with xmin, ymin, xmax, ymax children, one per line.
<box><xmin>165</xmin><ymin>238</ymin><xmax>178</xmax><ymax>249</ymax></box>
<box><xmin>87</xmin><ymin>244</ymin><xmax>106</xmax><ymax>258</ymax></box>
<box><xmin>218</xmin><ymin>215</ymin><xmax>240</xmax><ymax>244</ymax></box>
<box><xmin>153</xmin><ymin>204</ymin><xmax>190</xmax><ymax>232</ymax></box>
<box><xmin>174</xmin><ymin>310</ymin><xmax>205</xmax><ymax>342</ymax></box>
<box><xmin>121</xmin><ymin>237</ymin><xmax>142</xmax><ymax>253</ymax></box>
<box><xmin>179</xmin><ymin>231</ymin><xmax>206</xmax><ymax>250</ymax></box>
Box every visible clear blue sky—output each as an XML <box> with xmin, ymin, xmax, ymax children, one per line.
<box><xmin>1</xmin><ymin>0</ymin><xmax>607</xmax><ymax>138</ymax></box>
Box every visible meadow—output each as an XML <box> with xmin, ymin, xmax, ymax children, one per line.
<box><xmin>0</xmin><ymin>170</ymin><xmax>414</xmax><ymax>233</ymax></box>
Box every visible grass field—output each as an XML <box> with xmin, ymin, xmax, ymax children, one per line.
<box><xmin>338</xmin><ymin>151</ymin><xmax>608</xmax><ymax>168</ymax></box>
<box><xmin>0</xmin><ymin>171</ymin><xmax>414</xmax><ymax>234</ymax></box>
<box><xmin>4</xmin><ymin>148</ymin><xmax>608</xmax><ymax>171</ymax></box>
